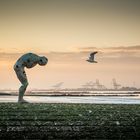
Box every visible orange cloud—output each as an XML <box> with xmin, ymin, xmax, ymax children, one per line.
<box><xmin>0</xmin><ymin>45</ymin><xmax>140</xmax><ymax>68</ymax></box>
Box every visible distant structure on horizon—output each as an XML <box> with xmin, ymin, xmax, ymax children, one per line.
<box><xmin>82</xmin><ymin>79</ymin><xmax>106</xmax><ymax>90</ymax></box>
<box><xmin>81</xmin><ymin>78</ymin><xmax>138</xmax><ymax>91</ymax></box>
<box><xmin>112</xmin><ymin>78</ymin><xmax>121</xmax><ymax>90</ymax></box>
<box><xmin>52</xmin><ymin>82</ymin><xmax>64</xmax><ymax>90</ymax></box>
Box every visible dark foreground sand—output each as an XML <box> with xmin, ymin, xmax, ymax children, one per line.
<box><xmin>0</xmin><ymin>103</ymin><xmax>140</xmax><ymax>139</ymax></box>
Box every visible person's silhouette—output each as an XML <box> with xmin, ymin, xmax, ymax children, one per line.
<box><xmin>14</xmin><ymin>53</ymin><xmax>48</xmax><ymax>103</ymax></box>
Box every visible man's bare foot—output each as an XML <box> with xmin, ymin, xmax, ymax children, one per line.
<box><xmin>18</xmin><ymin>99</ymin><xmax>29</xmax><ymax>103</ymax></box>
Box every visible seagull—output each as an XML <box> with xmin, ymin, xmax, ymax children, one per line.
<box><xmin>86</xmin><ymin>51</ymin><xmax>98</xmax><ymax>63</ymax></box>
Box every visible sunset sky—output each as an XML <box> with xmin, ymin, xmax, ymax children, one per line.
<box><xmin>0</xmin><ymin>0</ymin><xmax>140</xmax><ymax>89</ymax></box>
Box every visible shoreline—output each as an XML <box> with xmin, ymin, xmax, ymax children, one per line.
<box><xmin>0</xmin><ymin>95</ymin><xmax>140</xmax><ymax>104</ymax></box>
<box><xmin>0</xmin><ymin>91</ymin><xmax>140</xmax><ymax>97</ymax></box>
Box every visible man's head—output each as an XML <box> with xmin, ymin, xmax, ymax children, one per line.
<box><xmin>38</xmin><ymin>56</ymin><xmax>48</xmax><ymax>66</ymax></box>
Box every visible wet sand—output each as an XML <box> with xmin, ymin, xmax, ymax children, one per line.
<box><xmin>0</xmin><ymin>95</ymin><xmax>140</xmax><ymax>104</ymax></box>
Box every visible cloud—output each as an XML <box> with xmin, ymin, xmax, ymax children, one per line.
<box><xmin>78</xmin><ymin>45</ymin><xmax>140</xmax><ymax>51</ymax></box>
<box><xmin>0</xmin><ymin>53</ymin><xmax>22</xmax><ymax>61</ymax></box>
<box><xmin>0</xmin><ymin>45</ymin><xmax>140</xmax><ymax>65</ymax></box>
<box><xmin>106</xmin><ymin>45</ymin><xmax>140</xmax><ymax>51</ymax></box>
<box><xmin>78</xmin><ymin>46</ymin><xmax>98</xmax><ymax>51</ymax></box>
<box><xmin>78</xmin><ymin>45</ymin><xmax>140</xmax><ymax>57</ymax></box>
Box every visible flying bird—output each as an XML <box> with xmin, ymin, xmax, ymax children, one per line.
<box><xmin>86</xmin><ymin>51</ymin><xmax>98</xmax><ymax>63</ymax></box>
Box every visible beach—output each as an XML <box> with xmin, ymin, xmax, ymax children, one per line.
<box><xmin>0</xmin><ymin>95</ymin><xmax>140</xmax><ymax>104</ymax></box>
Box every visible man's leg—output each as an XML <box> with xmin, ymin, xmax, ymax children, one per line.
<box><xmin>18</xmin><ymin>81</ymin><xmax>28</xmax><ymax>102</ymax></box>
<box><xmin>14</xmin><ymin>68</ymin><xmax>29</xmax><ymax>103</ymax></box>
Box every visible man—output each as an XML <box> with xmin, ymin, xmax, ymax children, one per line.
<box><xmin>14</xmin><ymin>53</ymin><xmax>48</xmax><ymax>103</ymax></box>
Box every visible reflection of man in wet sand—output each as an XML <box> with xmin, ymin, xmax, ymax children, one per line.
<box><xmin>14</xmin><ymin>53</ymin><xmax>48</xmax><ymax>103</ymax></box>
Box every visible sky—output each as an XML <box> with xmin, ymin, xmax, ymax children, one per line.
<box><xmin>0</xmin><ymin>0</ymin><xmax>140</xmax><ymax>89</ymax></box>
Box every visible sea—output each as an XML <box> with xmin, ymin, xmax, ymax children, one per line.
<box><xmin>0</xmin><ymin>90</ymin><xmax>140</xmax><ymax>104</ymax></box>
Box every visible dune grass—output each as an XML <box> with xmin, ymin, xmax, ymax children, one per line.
<box><xmin>0</xmin><ymin>103</ymin><xmax>140</xmax><ymax>139</ymax></box>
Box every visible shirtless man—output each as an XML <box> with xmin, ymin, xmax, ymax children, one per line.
<box><xmin>14</xmin><ymin>53</ymin><xmax>48</xmax><ymax>103</ymax></box>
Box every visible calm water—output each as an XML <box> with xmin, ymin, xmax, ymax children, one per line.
<box><xmin>0</xmin><ymin>95</ymin><xmax>140</xmax><ymax>104</ymax></box>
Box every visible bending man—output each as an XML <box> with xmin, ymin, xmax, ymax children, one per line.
<box><xmin>14</xmin><ymin>53</ymin><xmax>48</xmax><ymax>103</ymax></box>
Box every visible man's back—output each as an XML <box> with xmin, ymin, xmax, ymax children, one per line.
<box><xmin>15</xmin><ymin>53</ymin><xmax>39</xmax><ymax>69</ymax></box>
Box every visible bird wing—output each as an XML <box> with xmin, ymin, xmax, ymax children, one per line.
<box><xmin>90</xmin><ymin>51</ymin><xmax>98</xmax><ymax>57</ymax></box>
<box><xmin>89</xmin><ymin>51</ymin><xmax>98</xmax><ymax>61</ymax></box>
